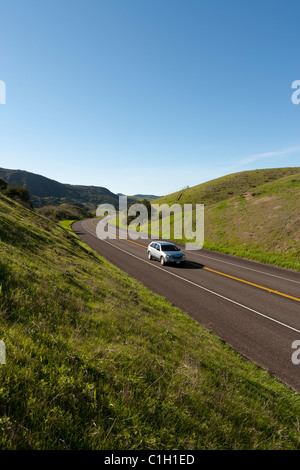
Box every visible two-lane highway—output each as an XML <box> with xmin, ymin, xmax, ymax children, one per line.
<box><xmin>72</xmin><ymin>218</ymin><xmax>300</xmax><ymax>393</ymax></box>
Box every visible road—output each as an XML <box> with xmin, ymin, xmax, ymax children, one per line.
<box><xmin>72</xmin><ymin>218</ymin><xmax>300</xmax><ymax>393</ymax></box>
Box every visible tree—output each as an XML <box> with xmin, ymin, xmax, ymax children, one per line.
<box><xmin>127</xmin><ymin>199</ymin><xmax>153</xmax><ymax>226</ymax></box>
<box><xmin>0</xmin><ymin>178</ymin><xmax>8</xmax><ymax>191</ymax></box>
<box><xmin>4</xmin><ymin>186</ymin><xmax>33</xmax><ymax>208</ymax></box>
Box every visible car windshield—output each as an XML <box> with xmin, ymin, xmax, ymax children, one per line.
<box><xmin>161</xmin><ymin>244</ymin><xmax>180</xmax><ymax>252</ymax></box>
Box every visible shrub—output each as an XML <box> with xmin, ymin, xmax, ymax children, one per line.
<box><xmin>0</xmin><ymin>178</ymin><xmax>8</xmax><ymax>191</ymax></box>
<box><xmin>4</xmin><ymin>186</ymin><xmax>33</xmax><ymax>208</ymax></box>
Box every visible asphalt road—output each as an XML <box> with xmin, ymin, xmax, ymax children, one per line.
<box><xmin>72</xmin><ymin>218</ymin><xmax>300</xmax><ymax>393</ymax></box>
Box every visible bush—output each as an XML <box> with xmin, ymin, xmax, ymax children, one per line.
<box><xmin>127</xmin><ymin>199</ymin><xmax>153</xmax><ymax>225</ymax></box>
<box><xmin>4</xmin><ymin>186</ymin><xmax>33</xmax><ymax>208</ymax></box>
<box><xmin>0</xmin><ymin>178</ymin><xmax>7</xmax><ymax>191</ymax></box>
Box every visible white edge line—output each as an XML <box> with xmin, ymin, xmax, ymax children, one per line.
<box><xmin>80</xmin><ymin>220</ymin><xmax>300</xmax><ymax>335</ymax></box>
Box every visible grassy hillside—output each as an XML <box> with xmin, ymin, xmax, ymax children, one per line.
<box><xmin>0</xmin><ymin>193</ymin><xmax>300</xmax><ymax>449</ymax></box>
<box><xmin>153</xmin><ymin>168</ymin><xmax>300</xmax><ymax>271</ymax></box>
<box><xmin>157</xmin><ymin>168</ymin><xmax>300</xmax><ymax>206</ymax></box>
<box><xmin>0</xmin><ymin>167</ymin><xmax>119</xmax><ymax>210</ymax></box>
<box><xmin>203</xmin><ymin>172</ymin><xmax>300</xmax><ymax>269</ymax></box>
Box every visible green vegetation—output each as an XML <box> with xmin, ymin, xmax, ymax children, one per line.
<box><xmin>0</xmin><ymin>191</ymin><xmax>300</xmax><ymax>449</ymax></box>
<box><xmin>202</xmin><ymin>173</ymin><xmax>300</xmax><ymax>270</ymax></box>
<box><xmin>0</xmin><ymin>177</ymin><xmax>33</xmax><ymax>209</ymax></box>
<box><xmin>36</xmin><ymin>204</ymin><xmax>92</xmax><ymax>222</ymax></box>
<box><xmin>153</xmin><ymin>168</ymin><xmax>300</xmax><ymax>271</ymax></box>
<box><xmin>126</xmin><ymin>198</ymin><xmax>153</xmax><ymax>226</ymax></box>
<box><xmin>0</xmin><ymin>178</ymin><xmax>7</xmax><ymax>191</ymax></box>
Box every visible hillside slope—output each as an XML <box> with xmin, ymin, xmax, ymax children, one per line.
<box><xmin>153</xmin><ymin>168</ymin><xmax>300</xmax><ymax>271</ymax></box>
<box><xmin>0</xmin><ymin>167</ymin><xmax>119</xmax><ymax>210</ymax></box>
<box><xmin>156</xmin><ymin>167</ymin><xmax>300</xmax><ymax>206</ymax></box>
<box><xmin>203</xmin><ymin>172</ymin><xmax>300</xmax><ymax>269</ymax></box>
<box><xmin>1</xmin><ymin>194</ymin><xmax>300</xmax><ymax>449</ymax></box>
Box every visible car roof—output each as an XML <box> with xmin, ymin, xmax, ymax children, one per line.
<box><xmin>157</xmin><ymin>241</ymin><xmax>175</xmax><ymax>245</ymax></box>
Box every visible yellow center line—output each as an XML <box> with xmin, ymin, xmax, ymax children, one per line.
<box><xmin>90</xmin><ymin>219</ymin><xmax>300</xmax><ymax>303</ymax></box>
<box><xmin>201</xmin><ymin>266</ymin><xmax>300</xmax><ymax>302</ymax></box>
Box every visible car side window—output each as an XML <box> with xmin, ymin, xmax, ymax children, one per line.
<box><xmin>157</xmin><ymin>244</ymin><xmax>161</xmax><ymax>251</ymax></box>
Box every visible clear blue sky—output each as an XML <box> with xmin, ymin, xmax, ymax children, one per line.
<box><xmin>0</xmin><ymin>0</ymin><xmax>299</xmax><ymax>196</ymax></box>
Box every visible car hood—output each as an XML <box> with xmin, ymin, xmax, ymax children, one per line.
<box><xmin>164</xmin><ymin>250</ymin><xmax>184</xmax><ymax>256</ymax></box>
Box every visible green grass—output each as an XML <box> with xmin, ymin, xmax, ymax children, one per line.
<box><xmin>0</xmin><ymin>193</ymin><xmax>300</xmax><ymax>449</ymax></box>
<box><xmin>157</xmin><ymin>167</ymin><xmax>300</xmax><ymax>207</ymax></box>
<box><xmin>202</xmin><ymin>172</ymin><xmax>300</xmax><ymax>271</ymax></box>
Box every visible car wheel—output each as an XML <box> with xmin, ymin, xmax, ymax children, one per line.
<box><xmin>160</xmin><ymin>256</ymin><xmax>165</xmax><ymax>266</ymax></box>
<box><xmin>148</xmin><ymin>251</ymin><xmax>152</xmax><ymax>260</ymax></box>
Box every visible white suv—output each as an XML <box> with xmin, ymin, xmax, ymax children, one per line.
<box><xmin>147</xmin><ymin>241</ymin><xmax>186</xmax><ymax>266</ymax></box>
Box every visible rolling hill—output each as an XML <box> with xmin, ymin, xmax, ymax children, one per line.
<box><xmin>0</xmin><ymin>168</ymin><xmax>161</xmax><ymax>210</ymax></box>
<box><xmin>156</xmin><ymin>167</ymin><xmax>300</xmax><ymax>206</ymax></box>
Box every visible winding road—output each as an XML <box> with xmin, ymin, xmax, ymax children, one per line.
<box><xmin>72</xmin><ymin>218</ymin><xmax>300</xmax><ymax>393</ymax></box>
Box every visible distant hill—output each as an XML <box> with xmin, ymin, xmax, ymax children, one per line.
<box><xmin>132</xmin><ymin>194</ymin><xmax>160</xmax><ymax>201</ymax></box>
<box><xmin>117</xmin><ymin>193</ymin><xmax>160</xmax><ymax>201</ymax></box>
<box><xmin>0</xmin><ymin>168</ymin><xmax>119</xmax><ymax>210</ymax></box>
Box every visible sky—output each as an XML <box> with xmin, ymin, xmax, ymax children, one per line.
<box><xmin>0</xmin><ymin>0</ymin><xmax>299</xmax><ymax>196</ymax></box>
